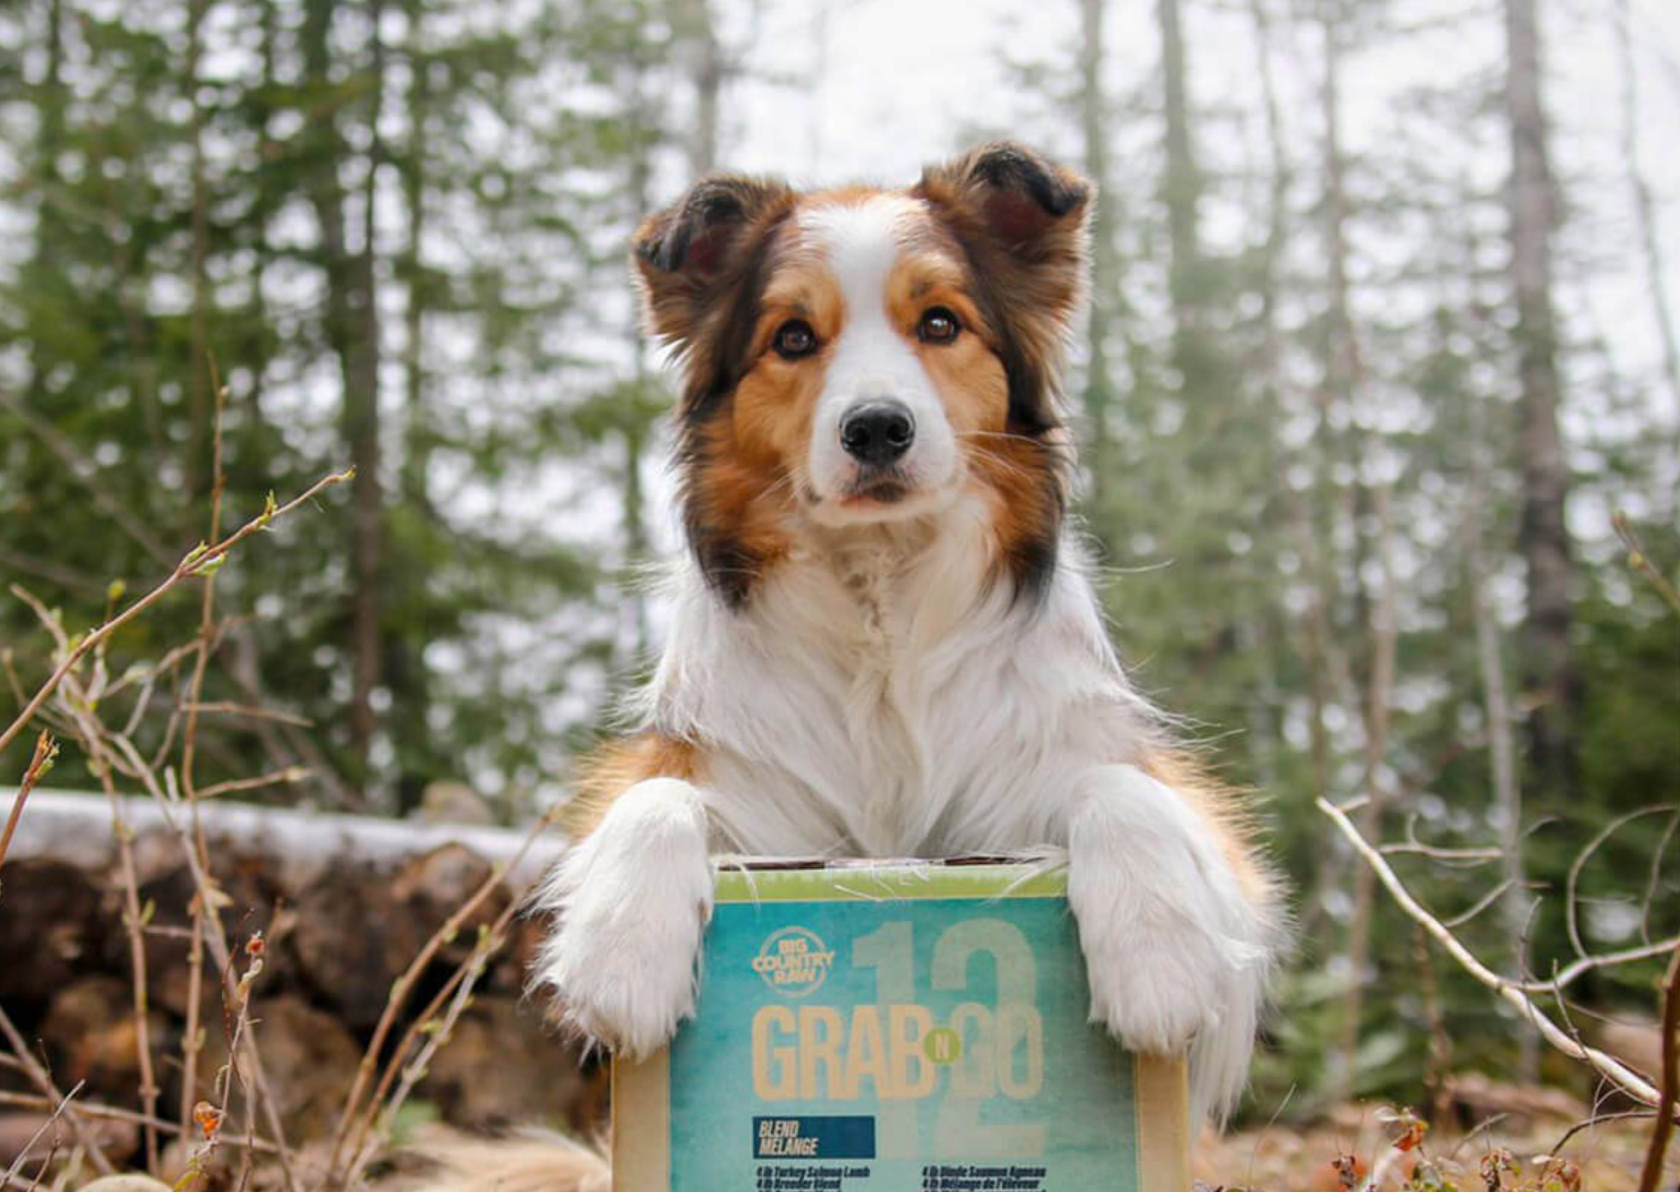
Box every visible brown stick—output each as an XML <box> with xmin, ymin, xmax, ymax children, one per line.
<box><xmin>0</xmin><ymin>1006</ymin><xmax>114</xmax><ymax>1176</ymax></box>
<box><xmin>178</xmin><ymin>370</ymin><xmax>228</xmax><ymax>1154</ymax></box>
<box><xmin>13</xmin><ymin>598</ymin><xmax>164</xmax><ymax>1172</ymax></box>
<box><xmin>0</xmin><ymin>1091</ymin><xmax>281</xmax><ymax>1153</ymax></box>
<box><xmin>1637</xmin><ymin>948</ymin><xmax>1680</xmax><ymax>1192</ymax></box>
<box><xmin>342</xmin><ymin>906</ymin><xmax>518</xmax><ymax>1184</ymax></box>
<box><xmin>98</xmin><ymin>733</ymin><xmax>299</xmax><ymax>1192</ymax></box>
<box><xmin>196</xmin><ymin>767</ymin><xmax>311</xmax><ymax>801</ymax></box>
<box><xmin>1</xmin><ymin>1079</ymin><xmax>85</xmax><ymax>1188</ymax></box>
<box><xmin>0</xmin><ymin>465</ymin><xmax>352</xmax><ymax>762</ymax></box>
<box><xmin>0</xmin><ymin>731</ymin><xmax>57</xmax><ymax>878</ymax></box>
<box><xmin>326</xmin><ymin>806</ymin><xmax>561</xmax><ymax>1186</ymax></box>
<box><xmin>90</xmin><ymin>741</ymin><xmax>164</xmax><ymax>1170</ymax></box>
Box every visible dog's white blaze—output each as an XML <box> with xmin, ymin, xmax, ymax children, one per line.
<box><xmin>800</xmin><ymin>196</ymin><xmax>959</xmax><ymax>520</ymax></box>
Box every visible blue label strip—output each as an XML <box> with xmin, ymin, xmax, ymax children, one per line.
<box><xmin>753</xmin><ymin>1116</ymin><xmax>877</xmax><ymax>1160</ymax></box>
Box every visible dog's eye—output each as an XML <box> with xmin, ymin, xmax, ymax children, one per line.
<box><xmin>773</xmin><ymin>319</ymin><xmax>818</xmax><ymax>360</ymax></box>
<box><xmin>917</xmin><ymin>307</ymin><xmax>961</xmax><ymax>345</ymax></box>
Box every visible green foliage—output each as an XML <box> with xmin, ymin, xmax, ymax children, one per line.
<box><xmin>0</xmin><ymin>0</ymin><xmax>710</xmax><ymax>814</ymax></box>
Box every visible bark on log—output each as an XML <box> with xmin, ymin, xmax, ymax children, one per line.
<box><xmin>38</xmin><ymin>976</ymin><xmax>174</xmax><ymax>1105</ymax></box>
<box><xmin>190</xmin><ymin>993</ymin><xmax>362</xmax><ymax>1143</ymax></box>
<box><xmin>415</xmin><ymin>995</ymin><xmax>591</xmax><ymax>1131</ymax></box>
<box><xmin>288</xmin><ymin>869</ymin><xmax>429</xmax><ymax>1030</ymax></box>
<box><xmin>0</xmin><ymin>858</ymin><xmax>106</xmax><ymax>1008</ymax></box>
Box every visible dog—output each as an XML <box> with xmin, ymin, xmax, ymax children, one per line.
<box><xmin>439</xmin><ymin>142</ymin><xmax>1283</xmax><ymax>1188</ymax></box>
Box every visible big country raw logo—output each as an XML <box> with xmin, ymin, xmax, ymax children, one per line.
<box><xmin>752</xmin><ymin>926</ymin><xmax>835</xmax><ymax>997</ymax></box>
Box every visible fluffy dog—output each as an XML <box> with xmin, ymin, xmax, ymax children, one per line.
<box><xmin>520</xmin><ymin>142</ymin><xmax>1282</xmax><ymax>1180</ymax></box>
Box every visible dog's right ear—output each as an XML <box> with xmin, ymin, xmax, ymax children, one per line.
<box><xmin>632</xmin><ymin>175</ymin><xmax>796</xmax><ymax>349</ymax></box>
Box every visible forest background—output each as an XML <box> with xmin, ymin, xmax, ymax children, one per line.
<box><xmin>1</xmin><ymin>0</ymin><xmax>1678</xmax><ymax>1162</ymax></box>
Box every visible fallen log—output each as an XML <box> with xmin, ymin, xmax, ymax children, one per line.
<box><xmin>0</xmin><ymin>791</ymin><xmax>596</xmax><ymax>1151</ymax></box>
<box><xmin>7</xmin><ymin>790</ymin><xmax>568</xmax><ymax>889</ymax></box>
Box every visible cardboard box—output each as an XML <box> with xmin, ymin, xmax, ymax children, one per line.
<box><xmin>613</xmin><ymin>860</ymin><xmax>1189</xmax><ymax>1191</ymax></box>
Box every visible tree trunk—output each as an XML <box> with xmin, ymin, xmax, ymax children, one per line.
<box><xmin>1317</xmin><ymin>7</ymin><xmax>1381</xmax><ymax>1103</ymax></box>
<box><xmin>303</xmin><ymin>0</ymin><xmax>384</xmax><ymax>780</ymax></box>
<box><xmin>1471</xmin><ymin>429</ymin><xmax>1541</xmax><ymax>1082</ymax></box>
<box><xmin>400</xmin><ymin>0</ymin><xmax>430</xmax><ymax>517</ymax></box>
<box><xmin>185</xmin><ymin>0</ymin><xmax>213</xmax><ymax>511</ymax></box>
<box><xmin>1158</xmin><ymin>0</ymin><xmax>1202</xmax><ymax>355</ymax></box>
<box><xmin>1079</xmin><ymin>0</ymin><xmax>1117</xmax><ymax>531</ymax></box>
<box><xmin>675</xmin><ymin>0</ymin><xmax>722</xmax><ymax>179</ymax></box>
<box><xmin>1460</xmin><ymin>207</ymin><xmax>1541</xmax><ymax>1082</ymax></box>
<box><xmin>1614</xmin><ymin>0</ymin><xmax>1680</xmax><ymax>496</ymax></box>
<box><xmin>1505</xmin><ymin>0</ymin><xmax>1577</xmax><ymax>808</ymax></box>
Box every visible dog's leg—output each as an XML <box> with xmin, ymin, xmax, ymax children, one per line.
<box><xmin>532</xmin><ymin>777</ymin><xmax>713</xmax><ymax>1058</ymax></box>
<box><xmin>1065</xmin><ymin>763</ymin><xmax>1276</xmax><ymax>1122</ymax></box>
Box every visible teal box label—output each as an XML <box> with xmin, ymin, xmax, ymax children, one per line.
<box><xmin>612</xmin><ymin>863</ymin><xmax>1188</xmax><ymax>1192</ymax></box>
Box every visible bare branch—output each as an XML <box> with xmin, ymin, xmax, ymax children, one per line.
<box><xmin>0</xmin><ymin>1091</ymin><xmax>280</xmax><ymax>1154</ymax></box>
<box><xmin>0</xmin><ymin>466</ymin><xmax>352</xmax><ymax>763</ymax></box>
<box><xmin>0</xmin><ymin>1006</ymin><xmax>114</xmax><ymax>1176</ymax></box>
<box><xmin>182</xmin><ymin>703</ymin><xmax>315</xmax><ymax>728</ymax></box>
<box><xmin>1443</xmin><ymin>878</ymin><xmax>1517</xmax><ymax>930</ymax></box>
<box><xmin>1567</xmin><ymin>805</ymin><xmax>1676</xmax><ymax>962</ymax></box>
<box><xmin>1527</xmin><ymin>935</ymin><xmax>1680</xmax><ymax>994</ymax></box>
<box><xmin>0</xmin><ymin>731</ymin><xmax>58</xmax><ymax>879</ymax></box>
<box><xmin>1</xmin><ymin>1080</ymin><xmax>85</xmax><ymax>1189</ymax></box>
<box><xmin>1318</xmin><ymin>795</ymin><xmax>1675</xmax><ymax>1113</ymax></box>
<box><xmin>326</xmin><ymin>805</ymin><xmax>563</xmax><ymax>1186</ymax></box>
<box><xmin>196</xmin><ymin>767</ymin><xmax>312</xmax><ymax>801</ymax></box>
<box><xmin>1637</xmin><ymin>949</ymin><xmax>1680</xmax><ymax>1192</ymax></box>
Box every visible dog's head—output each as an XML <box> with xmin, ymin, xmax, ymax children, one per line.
<box><xmin>633</xmin><ymin>143</ymin><xmax>1091</xmax><ymax>609</ymax></box>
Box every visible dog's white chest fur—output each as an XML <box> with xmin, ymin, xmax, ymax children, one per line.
<box><xmin>638</xmin><ymin>507</ymin><xmax>1152</xmax><ymax>858</ymax></box>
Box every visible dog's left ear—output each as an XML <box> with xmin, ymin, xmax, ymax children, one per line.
<box><xmin>915</xmin><ymin>143</ymin><xmax>1091</xmax><ymax>434</ymax></box>
<box><xmin>914</xmin><ymin>142</ymin><xmax>1091</xmax><ymax>269</ymax></box>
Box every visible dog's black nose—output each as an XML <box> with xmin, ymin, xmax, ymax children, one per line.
<box><xmin>839</xmin><ymin>401</ymin><xmax>915</xmax><ymax>466</ymax></box>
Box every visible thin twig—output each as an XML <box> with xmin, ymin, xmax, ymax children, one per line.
<box><xmin>179</xmin><ymin>373</ymin><xmax>229</xmax><ymax>1153</ymax></box>
<box><xmin>0</xmin><ymin>731</ymin><xmax>58</xmax><ymax>879</ymax></box>
<box><xmin>99</xmin><ymin>732</ymin><xmax>300</xmax><ymax>1192</ymax></box>
<box><xmin>0</xmin><ymin>1006</ymin><xmax>114</xmax><ymax>1176</ymax></box>
<box><xmin>182</xmin><ymin>702</ymin><xmax>315</xmax><ymax>727</ymax></box>
<box><xmin>1636</xmin><ymin>948</ymin><xmax>1680</xmax><ymax>1192</ymax></box>
<box><xmin>1319</xmin><ymin>795</ymin><xmax>1675</xmax><ymax>1113</ymax></box>
<box><xmin>1522</xmin><ymin>935</ymin><xmax>1680</xmax><ymax>994</ymax></box>
<box><xmin>1567</xmin><ymin>805</ymin><xmax>1677</xmax><ymax>962</ymax></box>
<box><xmin>1642</xmin><ymin>810</ymin><xmax>1680</xmax><ymax>946</ymax></box>
<box><xmin>1444</xmin><ymin>878</ymin><xmax>1516</xmax><ymax>930</ymax></box>
<box><xmin>78</xmin><ymin>730</ymin><xmax>163</xmax><ymax>1168</ymax></box>
<box><xmin>13</xmin><ymin>592</ymin><xmax>168</xmax><ymax>1173</ymax></box>
<box><xmin>1613</xmin><ymin>511</ymin><xmax>1680</xmax><ymax>616</ymax></box>
<box><xmin>0</xmin><ymin>466</ymin><xmax>352</xmax><ymax>762</ymax></box>
<box><xmin>181</xmin><ymin>935</ymin><xmax>263</xmax><ymax>1192</ymax></box>
<box><xmin>1</xmin><ymin>1080</ymin><xmax>85</xmax><ymax>1188</ymax></box>
<box><xmin>327</xmin><ymin>806</ymin><xmax>562</xmax><ymax>1186</ymax></box>
<box><xmin>196</xmin><ymin>767</ymin><xmax>312</xmax><ymax>800</ymax></box>
<box><xmin>0</xmin><ymin>1091</ymin><xmax>280</xmax><ymax>1154</ymax></box>
<box><xmin>1549</xmin><ymin>1108</ymin><xmax>1657</xmax><ymax>1158</ymax></box>
<box><xmin>350</xmin><ymin>916</ymin><xmax>513</xmax><ymax>1181</ymax></box>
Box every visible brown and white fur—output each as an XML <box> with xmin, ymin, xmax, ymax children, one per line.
<box><xmin>532</xmin><ymin>143</ymin><xmax>1284</xmax><ymax>1157</ymax></box>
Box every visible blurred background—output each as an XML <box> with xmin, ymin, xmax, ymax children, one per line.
<box><xmin>2</xmin><ymin>0</ymin><xmax>1678</xmax><ymax>1161</ymax></box>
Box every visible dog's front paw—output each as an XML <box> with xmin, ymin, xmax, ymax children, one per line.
<box><xmin>533</xmin><ymin>778</ymin><xmax>714</xmax><ymax>1058</ymax></box>
<box><xmin>1065</xmin><ymin>766</ymin><xmax>1261</xmax><ymax>1057</ymax></box>
<box><xmin>1070</xmin><ymin>895</ymin><xmax>1232</xmax><ymax>1055</ymax></box>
